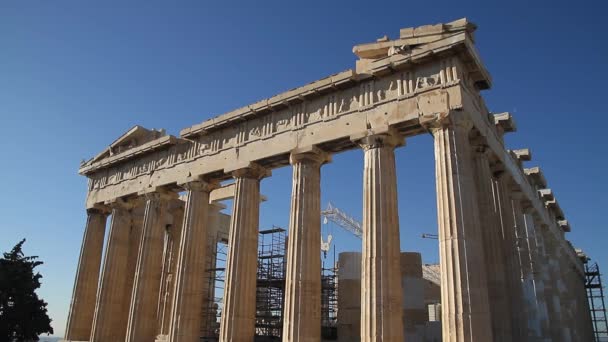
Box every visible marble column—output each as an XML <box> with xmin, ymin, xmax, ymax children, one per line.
<box><xmin>572</xmin><ymin>264</ymin><xmax>594</xmax><ymax>342</ymax></box>
<box><xmin>430</xmin><ymin>117</ymin><xmax>493</xmax><ymax>341</ymax></box>
<box><xmin>64</xmin><ymin>208</ymin><xmax>109</xmax><ymax>341</ymax></box>
<box><xmin>282</xmin><ymin>148</ymin><xmax>329</xmax><ymax>342</ymax></box>
<box><xmin>126</xmin><ymin>190</ymin><xmax>175</xmax><ymax>342</ymax></box>
<box><xmin>220</xmin><ymin>165</ymin><xmax>268</xmax><ymax>342</ymax></box>
<box><xmin>90</xmin><ymin>200</ymin><xmax>138</xmax><ymax>342</ymax></box>
<box><xmin>526</xmin><ymin>213</ymin><xmax>551</xmax><ymax>341</ymax></box>
<box><xmin>159</xmin><ymin>201</ymin><xmax>185</xmax><ymax>336</ymax></box>
<box><xmin>512</xmin><ymin>193</ymin><xmax>541</xmax><ymax>340</ymax></box>
<box><xmin>538</xmin><ymin>228</ymin><xmax>564</xmax><ymax>341</ymax></box>
<box><xmin>555</xmin><ymin>249</ymin><xmax>573</xmax><ymax>342</ymax></box>
<box><xmin>358</xmin><ymin>133</ymin><xmax>404</xmax><ymax>342</ymax></box>
<box><xmin>200</xmin><ymin>203</ymin><xmax>223</xmax><ymax>338</ymax></box>
<box><xmin>168</xmin><ymin>181</ymin><xmax>216</xmax><ymax>342</ymax></box>
<box><xmin>495</xmin><ymin>177</ymin><xmax>527</xmax><ymax>340</ymax></box>
<box><xmin>470</xmin><ymin>139</ymin><xmax>513</xmax><ymax>341</ymax></box>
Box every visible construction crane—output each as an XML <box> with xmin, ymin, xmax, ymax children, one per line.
<box><xmin>320</xmin><ymin>202</ymin><xmax>441</xmax><ymax>285</ymax></box>
<box><xmin>321</xmin><ymin>202</ymin><xmax>363</xmax><ymax>238</ymax></box>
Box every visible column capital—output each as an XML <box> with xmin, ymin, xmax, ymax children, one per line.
<box><xmin>469</xmin><ymin>131</ymin><xmax>492</xmax><ymax>157</ymax></box>
<box><xmin>87</xmin><ymin>204</ymin><xmax>111</xmax><ymax>216</ymax></box>
<box><xmin>178</xmin><ymin>179</ymin><xmax>220</xmax><ymax>193</ymax></box>
<box><xmin>289</xmin><ymin>146</ymin><xmax>331</xmax><ymax>166</ymax></box>
<box><xmin>420</xmin><ymin>110</ymin><xmax>474</xmax><ymax>134</ymax></box>
<box><xmin>229</xmin><ymin>162</ymin><xmax>271</xmax><ymax>180</ymax></box>
<box><xmin>508</xmin><ymin>180</ymin><xmax>526</xmax><ymax>200</ymax></box>
<box><xmin>521</xmin><ymin>198</ymin><xmax>535</xmax><ymax>214</ymax></box>
<box><xmin>490</xmin><ymin>159</ymin><xmax>509</xmax><ymax>179</ymax></box>
<box><xmin>104</xmin><ymin>196</ymin><xmax>143</xmax><ymax>211</ymax></box>
<box><xmin>353</xmin><ymin>127</ymin><xmax>404</xmax><ymax>151</ymax></box>
<box><xmin>138</xmin><ymin>186</ymin><xmax>180</xmax><ymax>202</ymax></box>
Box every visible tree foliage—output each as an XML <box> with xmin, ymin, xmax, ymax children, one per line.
<box><xmin>0</xmin><ymin>239</ymin><xmax>54</xmax><ymax>341</ymax></box>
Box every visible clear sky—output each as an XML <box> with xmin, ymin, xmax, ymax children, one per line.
<box><xmin>1</xmin><ymin>0</ymin><xmax>606</xmax><ymax>337</ymax></box>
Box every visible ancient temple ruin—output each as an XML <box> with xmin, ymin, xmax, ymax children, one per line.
<box><xmin>63</xmin><ymin>18</ymin><xmax>595</xmax><ymax>342</ymax></box>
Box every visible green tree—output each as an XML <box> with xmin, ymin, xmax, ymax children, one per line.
<box><xmin>0</xmin><ymin>239</ymin><xmax>53</xmax><ymax>341</ymax></box>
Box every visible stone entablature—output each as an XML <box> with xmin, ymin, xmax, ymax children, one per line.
<box><xmin>66</xmin><ymin>18</ymin><xmax>593</xmax><ymax>342</ymax></box>
<box><xmin>81</xmin><ymin>25</ymin><xmax>481</xmax><ymax>205</ymax></box>
<box><xmin>77</xmin><ymin>18</ymin><xmax>579</xmax><ymax>274</ymax></box>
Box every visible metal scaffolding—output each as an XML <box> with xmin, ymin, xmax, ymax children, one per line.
<box><xmin>202</xmin><ymin>239</ymin><xmax>228</xmax><ymax>341</ymax></box>
<box><xmin>200</xmin><ymin>216</ymin><xmax>341</xmax><ymax>341</ymax></box>
<box><xmin>256</xmin><ymin>226</ymin><xmax>286</xmax><ymax>341</ymax></box>
<box><xmin>321</xmin><ymin>262</ymin><xmax>338</xmax><ymax>340</ymax></box>
<box><xmin>586</xmin><ymin>261</ymin><xmax>608</xmax><ymax>342</ymax></box>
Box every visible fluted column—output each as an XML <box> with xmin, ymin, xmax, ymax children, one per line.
<box><xmin>159</xmin><ymin>201</ymin><xmax>185</xmax><ymax>336</ymax></box>
<box><xmin>64</xmin><ymin>208</ymin><xmax>109</xmax><ymax>341</ymax></box>
<box><xmin>538</xmin><ymin>228</ymin><xmax>564</xmax><ymax>341</ymax></box>
<box><xmin>495</xmin><ymin>177</ymin><xmax>528</xmax><ymax>340</ymax></box>
<box><xmin>470</xmin><ymin>138</ymin><xmax>513</xmax><ymax>341</ymax></box>
<box><xmin>201</xmin><ymin>203</ymin><xmax>223</xmax><ymax>338</ymax></box>
<box><xmin>512</xmin><ymin>193</ymin><xmax>541</xmax><ymax>340</ymax></box>
<box><xmin>168</xmin><ymin>180</ymin><xmax>217</xmax><ymax>342</ymax></box>
<box><xmin>90</xmin><ymin>199</ymin><xmax>138</xmax><ymax>342</ymax></box>
<box><xmin>556</xmin><ymin>249</ymin><xmax>573</xmax><ymax>342</ymax></box>
<box><xmin>430</xmin><ymin>117</ymin><xmax>493</xmax><ymax>342</ymax></box>
<box><xmin>572</xmin><ymin>262</ymin><xmax>594</xmax><ymax>341</ymax></box>
<box><xmin>220</xmin><ymin>165</ymin><xmax>269</xmax><ymax>342</ymax></box>
<box><xmin>126</xmin><ymin>190</ymin><xmax>175</xmax><ymax>342</ymax></box>
<box><xmin>527</xmin><ymin>213</ymin><xmax>551</xmax><ymax>341</ymax></box>
<box><xmin>282</xmin><ymin>148</ymin><xmax>329</xmax><ymax>342</ymax></box>
<box><xmin>358</xmin><ymin>133</ymin><xmax>404</xmax><ymax>342</ymax></box>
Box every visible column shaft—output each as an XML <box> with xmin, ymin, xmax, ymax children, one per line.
<box><xmin>432</xmin><ymin>120</ymin><xmax>493</xmax><ymax>342</ymax></box>
<box><xmin>470</xmin><ymin>144</ymin><xmax>513</xmax><ymax>341</ymax></box>
<box><xmin>539</xmin><ymin>229</ymin><xmax>565</xmax><ymax>341</ymax></box>
<box><xmin>495</xmin><ymin>178</ymin><xmax>528</xmax><ymax>340</ymax></box>
<box><xmin>90</xmin><ymin>206</ymin><xmax>134</xmax><ymax>342</ymax></box>
<box><xmin>359</xmin><ymin>134</ymin><xmax>404</xmax><ymax>342</ymax></box>
<box><xmin>126</xmin><ymin>193</ymin><xmax>170</xmax><ymax>341</ymax></box>
<box><xmin>526</xmin><ymin>214</ymin><xmax>551</xmax><ymax>341</ymax></box>
<box><xmin>512</xmin><ymin>197</ymin><xmax>541</xmax><ymax>339</ymax></box>
<box><xmin>64</xmin><ymin>209</ymin><xmax>108</xmax><ymax>341</ymax></box>
<box><xmin>282</xmin><ymin>150</ymin><xmax>327</xmax><ymax>342</ymax></box>
<box><xmin>159</xmin><ymin>203</ymin><xmax>184</xmax><ymax>336</ymax></box>
<box><xmin>168</xmin><ymin>182</ymin><xmax>213</xmax><ymax>342</ymax></box>
<box><xmin>556</xmin><ymin>251</ymin><xmax>573</xmax><ymax>342</ymax></box>
<box><xmin>200</xmin><ymin>204</ymin><xmax>220</xmax><ymax>338</ymax></box>
<box><xmin>220</xmin><ymin>167</ymin><xmax>265</xmax><ymax>342</ymax></box>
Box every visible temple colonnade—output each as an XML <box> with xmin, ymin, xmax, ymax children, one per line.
<box><xmin>64</xmin><ymin>18</ymin><xmax>593</xmax><ymax>342</ymax></box>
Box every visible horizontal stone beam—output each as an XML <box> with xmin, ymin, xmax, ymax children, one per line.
<box><xmin>83</xmin><ymin>45</ymin><xmax>474</xmax><ymax>208</ymax></box>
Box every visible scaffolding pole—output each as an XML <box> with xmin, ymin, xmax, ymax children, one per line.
<box><xmin>202</xmin><ymin>239</ymin><xmax>228</xmax><ymax>341</ymax></box>
<box><xmin>321</xmin><ymin>262</ymin><xmax>338</xmax><ymax>340</ymax></box>
<box><xmin>586</xmin><ymin>261</ymin><xmax>608</xmax><ymax>342</ymax></box>
<box><xmin>256</xmin><ymin>226</ymin><xmax>287</xmax><ymax>341</ymax></box>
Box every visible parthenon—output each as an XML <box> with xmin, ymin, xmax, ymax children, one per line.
<box><xmin>63</xmin><ymin>18</ymin><xmax>595</xmax><ymax>341</ymax></box>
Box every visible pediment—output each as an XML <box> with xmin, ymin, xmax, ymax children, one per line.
<box><xmin>82</xmin><ymin>126</ymin><xmax>167</xmax><ymax>167</ymax></box>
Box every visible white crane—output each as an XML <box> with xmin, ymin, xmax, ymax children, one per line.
<box><xmin>320</xmin><ymin>202</ymin><xmax>441</xmax><ymax>285</ymax></box>
<box><xmin>321</xmin><ymin>202</ymin><xmax>362</xmax><ymax>238</ymax></box>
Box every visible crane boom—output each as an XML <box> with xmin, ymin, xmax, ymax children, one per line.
<box><xmin>320</xmin><ymin>202</ymin><xmax>441</xmax><ymax>285</ymax></box>
<box><xmin>321</xmin><ymin>202</ymin><xmax>363</xmax><ymax>238</ymax></box>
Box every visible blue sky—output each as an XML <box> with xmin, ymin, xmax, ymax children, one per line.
<box><xmin>1</xmin><ymin>0</ymin><xmax>606</xmax><ymax>337</ymax></box>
